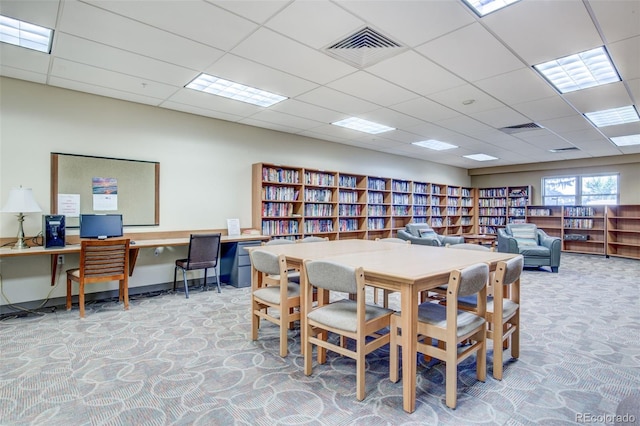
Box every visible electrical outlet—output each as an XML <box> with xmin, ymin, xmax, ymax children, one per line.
<box><xmin>57</xmin><ymin>255</ymin><xmax>65</xmax><ymax>265</ymax></box>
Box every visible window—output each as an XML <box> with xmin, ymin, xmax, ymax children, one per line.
<box><xmin>542</xmin><ymin>174</ymin><xmax>618</xmax><ymax>205</ymax></box>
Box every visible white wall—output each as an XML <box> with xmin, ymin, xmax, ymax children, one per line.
<box><xmin>0</xmin><ymin>77</ymin><xmax>469</xmax><ymax>306</ymax></box>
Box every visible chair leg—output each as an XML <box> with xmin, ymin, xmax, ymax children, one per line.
<box><xmin>389</xmin><ymin>315</ymin><xmax>400</xmax><ymax>383</ymax></box>
<box><xmin>173</xmin><ymin>266</ymin><xmax>178</xmax><ymax>292</ymax></box>
<box><xmin>214</xmin><ymin>267</ymin><xmax>221</xmax><ymax>293</ymax></box>
<box><xmin>202</xmin><ymin>268</ymin><xmax>209</xmax><ymax>292</ymax></box>
<box><xmin>445</xmin><ymin>343</ymin><xmax>457</xmax><ymax>409</ymax></box>
<box><xmin>66</xmin><ymin>278</ymin><xmax>72</xmax><ymax>311</ymax></box>
<box><xmin>121</xmin><ymin>279</ymin><xmax>129</xmax><ymax>311</ymax></box>
<box><xmin>182</xmin><ymin>268</ymin><xmax>189</xmax><ymax>299</ymax></box>
<box><xmin>79</xmin><ymin>282</ymin><xmax>85</xmax><ymax>319</ymax></box>
<box><xmin>356</xmin><ymin>337</ymin><xmax>366</xmax><ymax>401</ymax></box>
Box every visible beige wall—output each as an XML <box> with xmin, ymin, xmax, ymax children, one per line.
<box><xmin>469</xmin><ymin>156</ymin><xmax>640</xmax><ymax>205</ymax></box>
<box><xmin>1</xmin><ymin>77</ymin><xmax>468</xmax><ymax>305</ymax></box>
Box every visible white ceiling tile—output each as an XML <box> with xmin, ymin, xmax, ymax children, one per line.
<box><xmin>391</xmin><ymin>98</ymin><xmax>460</xmax><ymax>122</ymax></box>
<box><xmin>470</xmin><ymin>106</ymin><xmax>530</xmax><ymax>128</ymax></box>
<box><xmin>475</xmin><ymin>67</ymin><xmax>557</xmax><ymax>105</ymax></box>
<box><xmin>270</xmin><ymin>99</ymin><xmax>342</xmax><ymax>124</ymax></box>
<box><xmin>58</xmin><ymin>1</ymin><xmax>224</xmax><ymax>70</ymax></box>
<box><xmin>0</xmin><ymin>65</ymin><xmax>48</xmax><ymax>84</ymax></box>
<box><xmin>50</xmin><ymin>58</ymin><xmax>178</xmax><ymax>99</ymax></box>
<box><xmin>89</xmin><ymin>0</ymin><xmax>258</xmax><ymax>51</ymax></box>
<box><xmin>513</xmin><ymin>97</ymin><xmax>578</xmax><ymax>122</ymax></box>
<box><xmin>0</xmin><ymin>43</ymin><xmax>51</xmax><ymax>75</ymax></box>
<box><xmin>435</xmin><ymin>115</ymin><xmax>496</xmax><ymax>136</ymax></box>
<box><xmin>0</xmin><ymin>0</ymin><xmax>60</xmax><ymax>28</ymax></box>
<box><xmin>327</xmin><ymin>71</ymin><xmax>418</xmax><ymax>107</ymax></box>
<box><xmin>482</xmin><ymin>0</ymin><xmax>603</xmax><ymax>65</ymax></box>
<box><xmin>230</xmin><ymin>27</ymin><xmax>355</xmax><ymax>85</ymax></box>
<box><xmin>335</xmin><ymin>0</ymin><xmax>475</xmax><ymax>47</ymax></box>
<box><xmin>563</xmin><ymin>82</ymin><xmax>633</xmax><ymax>113</ymax></box>
<box><xmin>588</xmin><ymin>0</ymin><xmax>640</xmax><ymax>43</ymax></box>
<box><xmin>160</xmin><ymin>101</ymin><xmax>244</xmax><ymax>123</ymax></box>
<box><xmin>48</xmin><ymin>76</ymin><xmax>164</xmax><ymax>106</ymax></box>
<box><xmin>417</xmin><ymin>23</ymin><xmax>524</xmax><ymax>82</ymax></box>
<box><xmin>204</xmin><ymin>54</ymin><xmax>318</xmax><ymax>98</ymax></box>
<box><xmin>367</xmin><ymin>51</ymin><xmax>465</xmax><ymax>96</ymax></box>
<box><xmin>265</xmin><ymin>1</ymin><xmax>363</xmax><ymax>49</ymax></box>
<box><xmin>296</xmin><ymin>86</ymin><xmax>379</xmax><ymax>116</ymax></box>
<box><xmin>210</xmin><ymin>1</ymin><xmax>290</xmax><ymax>25</ymax></box>
<box><xmin>427</xmin><ymin>84</ymin><xmax>505</xmax><ymax>114</ymax></box>
<box><xmin>608</xmin><ymin>36</ymin><xmax>640</xmax><ymax>81</ymax></box>
<box><xmin>53</xmin><ymin>33</ymin><xmax>195</xmax><ymax>87</ymax></box>
<box><xmin>165</xmin><ymin>87</ymin><xmax>262</xmax><ymax>117</ymax></box>
<box><xmin>245</xmin><ymin>109</ymin><xmax>325</xmax><ymax>131</ymax></box>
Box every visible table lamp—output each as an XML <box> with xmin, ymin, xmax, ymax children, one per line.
<box><xmin>1</xmin><ymin>186</ymin><xmax>42</xmax><ymax>250</ymax></box>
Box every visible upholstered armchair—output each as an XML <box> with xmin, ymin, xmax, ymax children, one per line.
<box><xmin>497</xmin><ymin>223</ymin><xmax>561</xmax><ymax>273</ymax></box>
<box><xmin>397</xmin><ymin>223</ymin><xmax>464</xmax><ymax>247</ymax></box>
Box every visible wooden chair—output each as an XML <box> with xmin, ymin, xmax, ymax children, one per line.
<box><xmin>373</xmin><ymin>237</ymin><xmax>410</xmax><ymax>307</ymax></box>
<box><xmin>302</xmin><ymin>259</ymin><xmax>393</xmax><ymax>401</ymax></box>
<box><xmin>249</xmin><ymin>250</ymin><xmax>300</xmax><ymax>357</ymax></box>
<box><xmin>262</xmin><ymin>239</ymin><xmax>299</xmax><ymax>284</ymax></box>
<box><xmin>66</xmin><ymin>238</ymin><xmax>130</xmax><ymax>318</ymax></box>
<box><xmin>390</xmin><ymin>262</ymin><xmax>488</xmax><ymax>409</ymax></box>
<box><xmin>173</xmin><ymin>233</ymin><xmax>222</xmax><ymax>298</ymax></box>
<box><xmin>458</xmin><ymin>255</ymin><xmax>523</xmax><ymax>380</ymax></box>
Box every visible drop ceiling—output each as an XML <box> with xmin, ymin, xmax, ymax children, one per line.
<box><xmin>1</xmin><ymin>0</ymin><xmax>639</xmax><ymax>169</ymax></box>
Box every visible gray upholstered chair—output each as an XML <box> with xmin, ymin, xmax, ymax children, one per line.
<box><xmin>389</xmin><ymin>262</ymin><xmax>489</xmax><ymax>409</ymax></box>
<box><xmin>302</xmin><ymin>259</ymin><xmax>394</xmax><ymax>401</ymax></box>
<box><xmin>262</xmin><ymin>238</ymin><xmax>299</xmax><ymax>283</ymax></box>
<box><xmin>249</xmin><ymin>250</ymin><xmax>301</xmax><ymax>357</ymax></box>
<box><xmin>397</xmin><ymin>223</ymin><xmax>464</xmax><ymax>246</ymax></box>
<box><xmin>497</xmin><ymin>223</ymin><xmax>561</xmax><ymax>272</ymax></box>
<box><xmin>297</xmin><ymin>236</ymin><xmax>329</xmax><ymax>243</ymax></box>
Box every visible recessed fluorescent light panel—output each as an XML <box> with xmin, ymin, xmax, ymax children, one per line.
<box><xmin>611</xmin><ymin>134</ymin><xmax>640</xmax><ymax>147</ymax></box>
<box><xmin>462</xmin><ymin>0</ymin><xmax>521</xmax><ymax>16</ymax></box>
<box><xmin>464</xmin><ymin>153</ymin><xmax>498</xmax><ymax>162</ymax></box>
<box><xmin>331</xmin><ymin>117</ymin><xmax>395</xmax><ymax>134</ymax></box>
<box><xmin>185</xmin><ymin>73</ymin><xmax>287</xmax><ymax>107</ymax></box>
<box><xmin>412</xmin><ymin>140</ymin><xmax>458</xmax><ymax>151</ymax></box>
<box><xmin>584</xmin><ymin>106</ymin><xmax>639</xmax><ymax>128</ymax></box>
<box><xmin>534</xmin><ymin>47</ymin><xmax>620</xmax><ymax>94</ymax></box>
<box><xmin>0</xmin><ymin>15</ymin><xmax>53</xmax><ymax>53</ymax></box>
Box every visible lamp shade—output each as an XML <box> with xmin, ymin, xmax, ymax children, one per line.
<box><xmin>1</xmin><ymin>187</ymin><xmax>42</xmax><ymax>213</ymax></box>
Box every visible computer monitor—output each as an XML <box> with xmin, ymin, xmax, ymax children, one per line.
<box><xmin>79</xmin><ymin>214</ymin><xmax>123</xmax><ymax>239</ymax></box>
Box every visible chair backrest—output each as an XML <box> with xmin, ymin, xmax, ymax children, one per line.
<box><xmin>451</xmin><ymin>262</ymin><xmax>490</xmax><ymax>298</ymax></box>
<box><xmin>298</xmin><ymin>236</ymin><xmax>328</xmax><ymax>243</ymax></box>
<box><xmin>263</xmin><ymin>238</ymin><xmax>295</xmax><ymax>246</ymax></box>
<box><xmin>305</xmin><ymin>260</ymin><xmax>360</xmax><ymax>294</ymax></box>
<box><xmin>79</xmin><ymin>238</ymin><xmax>130</xmax><ymax>283</ymax></box>
<box><xmin>376</xmin><ymin>237</ymin><xmax>409</xmax><ymax>244</ymax></box>
<box><xmin>495</xmin><ymin>255</ymin><xmax>524</xmax><ymax>287</ymax></box>
<box><xmin>447</xmin><ymin>243</ymin><xmax>491</xmax><ymax>251</ymax></box>
<box><xmin>186</xmin><ymin>233</ymin><xmax>221</xmax><ymax>268</ymax></box>
<box><xmin>250</xmin><ymin>250</ymin><xmax>284</xmax><ymax>276</ymax></box>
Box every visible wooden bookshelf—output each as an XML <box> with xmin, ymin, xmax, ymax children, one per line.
<box><xmin>606</xmin><ymin>205</ymin><xmax>640</xmax><ymax>260</ymax></box>
<box><xmin>367</xmin><ymin>176</ymin><xmax>392</xmax><ymax>240</ymax></box>
<box><xmin>562</xmin><ymin>205</ymin><xmax>606</xmax><ymax>255</ymax></box>
<box><xmin>303</xmin><ymin>168</ymin><xmax>338</xmax><ymax>239</ymax></box>
<box><xmin>253</xmin><ymin>164</ymin><xmax>303</xmax><ymax>239</ymax></box>
<box><xmin>338</xmin><ymin>173</ymin><xmax>367</xmax><ymax>240</ymax></box>
<box><xmin>477</xmin><ymin>185</ymin><xmax>531</xmax><ymax>234</ymax></box>
<box><xmin>391</xmin><ymin>179</ymin><xmax>412</xmax><ymax>232</ymax></box>
<box><xmin>460</xmin><ymin>187</ymin><xmax>476</xmax><ymax>235</ymax></box>
<box><xmin>526</xmin><ymin>205</ymin><xmax>563</xmax><ymax>239</ymax></box>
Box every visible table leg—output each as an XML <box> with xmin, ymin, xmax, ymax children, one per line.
<box><xmin>50</xmin><ymin>254</ymin><xmax>58</xmax><ymax>286</ymax></box>
<box><xmin>400</xmin><ymin>285</ymin><xmax>417</xmax><ymax>413</ymax></box>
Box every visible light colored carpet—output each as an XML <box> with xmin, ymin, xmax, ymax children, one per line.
<box><xmin>1</xmin><ymin>253</ymin><xmax>639</xmax><ymax>425</ymax></box>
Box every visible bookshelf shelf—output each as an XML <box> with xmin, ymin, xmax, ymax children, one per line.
<box><xmin>606</xmin><ymin>205</ymin><xmax>640</xmax><ymax>260</ymax></box>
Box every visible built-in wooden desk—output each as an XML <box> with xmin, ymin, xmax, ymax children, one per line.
<box><xmin>0</xmin><ymin>233</ymin><xmax>269</xmax><ymax>286</ymax></box>
<box><xmin>247</xmin><ymin>239</ymin><xmax>517</xmax><ymax>413</ymax></box>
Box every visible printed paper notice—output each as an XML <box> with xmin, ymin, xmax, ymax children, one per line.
<box><xmin>92</xmin><ymin>177</ymin><xmax>118</xmax><ymax>211</ymax></box>
<box><xmin>58</xmin><ymin>194</ymin><xmax>81</xmax><ymax>217</ymax></box>
<box><xmin>227</xmin><ymin>218</ymin><xmax>241</xmax><ymax>236</ymax></box>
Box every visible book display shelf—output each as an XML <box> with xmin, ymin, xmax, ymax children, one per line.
<box><xmin>606</xmin><ymin>205</ymin><xmax>640</xmax><ymax>260</ymax></box>
<box><xmin>526</xmin><ymin>205</ymin><xmax>563</xmax><ymax>238</ymax></box>
<box><xmin>562</xmin><ymin>205</ymin><xmax>606</xmax><ymax>255</ymax></box>
<box><xmin>477</xmin><ymin>185</ymin><xmax>531</xmax><ymax>234</ymax></box>
<box><xmin>253</xmin><ymin>163</ymin><xmax>477</xmax><ymax>241</ymax></box>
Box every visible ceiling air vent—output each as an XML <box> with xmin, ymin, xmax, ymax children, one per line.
<box><xmin>325</xmin><ymin>27</ymin><xmax>405</xmax><ymax>68</ymax></box>
<box><xmin>549</xmin><ymin>147</ymin><xmax>580</xmax><ymax>153</ymax></box>
<box><xmin>499</xmin><ymin>122</ymin><xmax>543</xmax><ymax>135</ymax></box>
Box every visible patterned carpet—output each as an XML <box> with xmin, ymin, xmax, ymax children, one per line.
<box><xmin>1</xmin><ymin>253</ymin><xmax>639</xmax><ymax>425</ymax></box>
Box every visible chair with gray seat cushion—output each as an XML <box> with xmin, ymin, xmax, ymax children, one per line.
<box><xmin>397</xmin><ymin>223</ymin><xmax>464</xmax><ymax>247</ymax></box>
<box><xmin>249</xmin><ymin>250</ymin><xmax>301</xmax><ymax>357</ymax></box>
<box><xmin>497</xmin><ymin>223</ymin><xmax>561</xmax><ymax>272</ymax></box>
<box><xmin>302</xmin><ymin>260</ymin><xmax>394</xmax><ymax>401</ymax></box>
<box><xmin>389</xmin><ymin>262</ymin><xmax>489</xmax><ymax>409</ymax></box>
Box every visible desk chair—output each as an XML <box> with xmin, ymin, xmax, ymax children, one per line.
<box><xmin>66</xmin><ymin>238</ymin><xmax>130</xmax><ymax>318</ymax></box>
<box><xmin>390</xmin><ymin>262</ymin><xmax>488</xmax><ymax>409</ymax></box>
<box><xmin>302</xmin><ymin>259</ymin><xmax>393</xmax><ymax>401</ymax></box>
<box><xmin>373</xmin><ymin>237</ymin><xmax>410</xmax><ymax>307</ymax></box>
<box><xmin>250</xmin><ymin>250</ymin><xmax>300</xmax><ymax>357</ymax></box>
<box><xmin>173</xmin><ymin>233</ymin><xmax>221</xmax><ymax>298</ymax></box>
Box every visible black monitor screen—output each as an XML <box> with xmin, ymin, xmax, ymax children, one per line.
<box><xmin>79</xmin><ymin>214</ymin><xmax>123</xmax><ymax>239</ymax></box>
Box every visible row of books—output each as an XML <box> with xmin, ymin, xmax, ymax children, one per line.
<box><xmin>479</xmin><ymin>208</ymin><xmax>507</xmax><ymax>216</ymax></box>
<box><xmin>564</xmin><ymin>219</ymin><xmax>594</xmax><ymax>229</ymax></box>
<box><xmin>262</xmin><ymin>220</ymin><xmax>299</xmax><ymax>235</ymax></box>
<box><xmin>304</xmin><ymin>189</ymin><xmax>332</xmax><ymax>202</ymax></box>
<box><xmin>304</xmin><ymin>204</ymin><xmax>333</xmax><ymax>217</ymax></box>
<box><xmin>304</xmin><ymin>220</ymin><xmax>334</xmax><ymax>233</ymax></box>
<box><xmin>479</xmin><ymin>217</ymin><xmax>506</xmax><ymax>226</ymax></box>
<box><xmin>304</xmin><ymin>172</ymin><xmax>335</xmax><ymax>187</ymax></box>
<box><xmin>262</xmin><ymin>167</ymin><xmax>300</xmax><ymax>183</ymax></box>
<box><xmin>339</xmin><ymin>191</ymin><xmax>360</xmax><ymax>203</ymax></box>
<box><xmin>262</xmin><ymin>202</ymin><xmax>295</xmax><ymax>217</ymax></box>
<box><xmin>338</xmin><ymin>204</ymin><xmax>363</xmax><ymax>216</ymax></box>
<box><xmin>263</xmin><ymin>186</ymin><xmax>299</xmax><ymax>201</ymax></box>
<box><xmin>564</xmin><ymin>206</ymin><xmax>596</xmax><ymax>217</ymax></box>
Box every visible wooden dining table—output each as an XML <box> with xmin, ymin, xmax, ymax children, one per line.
<box><xmin>246</xmin><ymin>238</ymin><xmax>518</xmax><ymax>413</ymax></box>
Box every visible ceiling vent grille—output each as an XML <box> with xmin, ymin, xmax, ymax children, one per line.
<box><xmin>499</xmin><ymin>122</ymin><xmax>543</xmax><ymax>134</ymax></box>
<box><xmin>550</xmin><ymin>147</ymin><xmax>580</xmax><ymax>153</ymax></box>
<box><xmin>325</xmin><ymin>27</ymin><xmax>405</xmax><ymax>68</ymax></box>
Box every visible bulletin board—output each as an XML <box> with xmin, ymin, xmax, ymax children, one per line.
<box><xmin>51</xmin><ymin>153</ymin><xmax>160</xmax><ymax>227</ymax></box>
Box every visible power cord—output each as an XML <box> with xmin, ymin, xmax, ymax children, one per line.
<box><xmin>0</xmin><ymin>261</ymin><xmax>62</xmax><ymax>319</ymax></box>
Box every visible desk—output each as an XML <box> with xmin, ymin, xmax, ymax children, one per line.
<box><xmin>0</xmin><ymin>234</ymin><xmax>269</xmax><ymax>286</ymax></box>
<box><xmin>247</xmin><ymin>239</ymin><xmax>517</xmax><ymax>413</ymax></box>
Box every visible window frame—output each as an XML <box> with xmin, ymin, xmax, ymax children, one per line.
<box><xmin>541</xmin><ymin>173</ymin><xmax>619</xmax><ymax>206</ymax></box>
